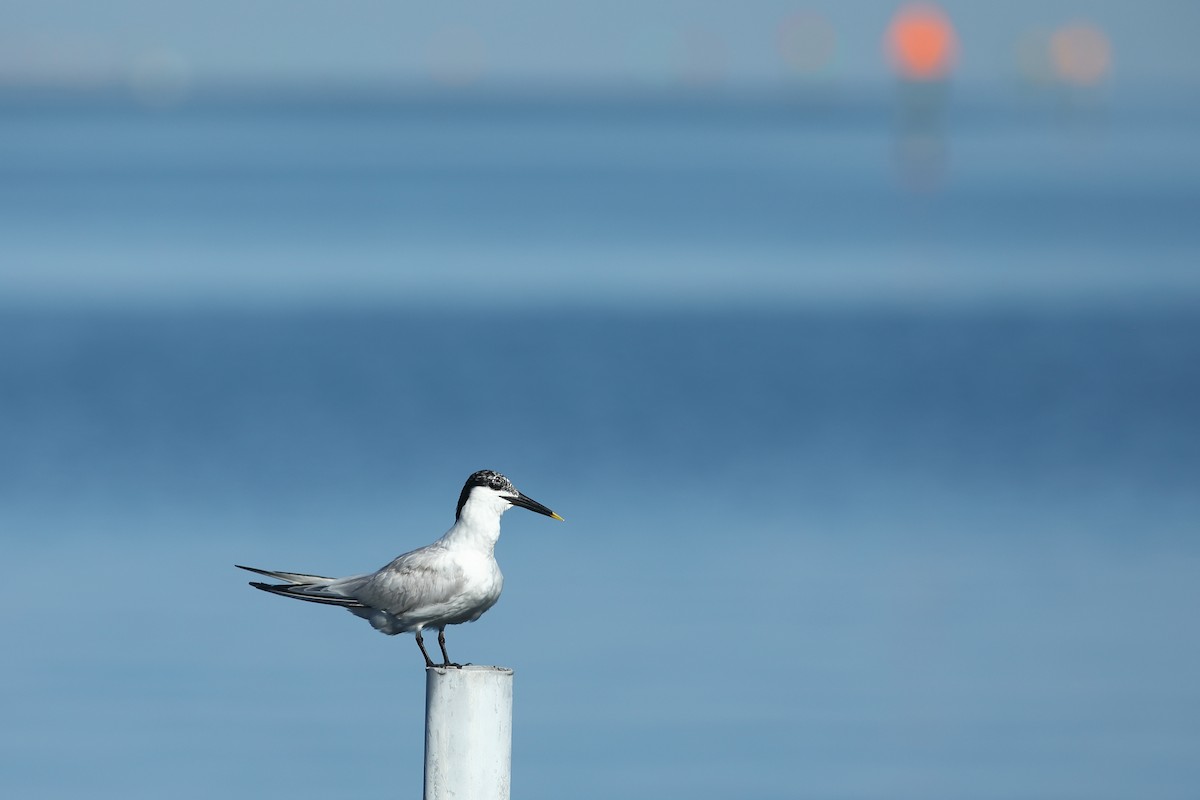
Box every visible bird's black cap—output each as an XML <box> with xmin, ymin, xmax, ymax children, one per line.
<box><xmin>455</xmin><ymin>470</ymin><xmax>518</xmax><ymax>520</ymax></box>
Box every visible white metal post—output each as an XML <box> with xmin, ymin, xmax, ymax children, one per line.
<box><xmin>423</xmin><ymin>665</ymin><xmax>514</xmax><ymax>800</ymax></box>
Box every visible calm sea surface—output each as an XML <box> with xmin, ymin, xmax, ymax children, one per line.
<box><xmin>1</xmin><ymin>94</ymin><xmax>1198</xmax><ymax>799</ymax></box>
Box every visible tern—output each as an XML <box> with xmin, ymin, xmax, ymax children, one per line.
<box><xmin>237</xmin><ymin>470</ymin><xmax>562</xmax><ymax>668</ymax></box>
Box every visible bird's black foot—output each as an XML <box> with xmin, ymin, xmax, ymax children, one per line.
<box><xmin>416</xmin><ymin>634</ymin><xmax>437</xmax><ymax>669</ymax></box>
<box><xmin>440</xmin><ymin>661</ymin><xmax>463</xmax><ymax>669</ymax></box>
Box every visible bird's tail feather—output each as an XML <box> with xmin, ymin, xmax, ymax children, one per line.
<box><xmin>236</xmin><ymin>564</ymin><xmax>367</xmax><ymax>608</ymax></box>
<box><xmin>248</xmin><ymin>581</ymin><xmax>366</xmax><ymax>607</ymax></box>
<box><xmin>235</xmin><ymin>564</ymin><xmax>335</xmax><ymax>584</ymax></box>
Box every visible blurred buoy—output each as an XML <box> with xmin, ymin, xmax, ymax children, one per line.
<box><xmin>885</xmin><ymin>3</ymin><xmax>958</xmax><ymax>81</ymax></box>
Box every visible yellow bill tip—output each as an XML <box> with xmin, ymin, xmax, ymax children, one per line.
<box><xmin>551</xmin><ymin>512</ymin><xmax>565</xmax><ymax>522</ymax></box>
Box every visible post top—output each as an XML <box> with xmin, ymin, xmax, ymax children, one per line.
<box><xmin>426</xmin><ymin>664</ymin><xmax>513</xmax><ymax>676</ymax></box>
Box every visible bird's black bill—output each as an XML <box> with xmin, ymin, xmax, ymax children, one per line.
<box><xmin>509</xmin><ymin>492</ymin><xmax>564</xmax><ymax>521</ymax></box>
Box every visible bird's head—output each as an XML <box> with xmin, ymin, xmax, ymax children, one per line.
<box><xmin>455</xmin><ymin>469</ymin><xmax>564</xmax><ymax>522</ymax></box>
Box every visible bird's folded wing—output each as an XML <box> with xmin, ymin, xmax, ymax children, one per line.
<box><xmin>351</xmin><ymin>548</ymin><xmax>467</xmax><ymax>615</ymax></box>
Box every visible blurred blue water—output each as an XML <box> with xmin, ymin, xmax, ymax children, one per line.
<box><xmin>1</xmin><ymin>94</ymin><xmax>1199</xmax><ymax>799</ymax></box>
<box><xmin>1</xmin><ymin>91</ymin><xmax>1198</xmax><ymax>302</ymax></box>
<box><xmin>3</xmin><ymin>305</ymin><xmax>1199</xmax><ymax>799</ymax></box>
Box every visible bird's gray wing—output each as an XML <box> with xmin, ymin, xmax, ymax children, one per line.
<box><xmin>348</xmin><ymin>546</ymin><xmax>467</xmax><ymax>616</ymax></box>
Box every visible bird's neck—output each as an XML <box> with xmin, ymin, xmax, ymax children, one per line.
<box><xmin>440</xmin><ymin>507</ymin><xmax>502</xmax><ymax>553</ymax></box>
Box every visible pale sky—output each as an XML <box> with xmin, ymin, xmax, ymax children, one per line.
<box><xmin>2</xmin><ymin>0</ymin><xmax>1198</xmax><ymax>90</ymax></box>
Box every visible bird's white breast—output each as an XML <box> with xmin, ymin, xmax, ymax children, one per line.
<box><xmin>452</xmin><ymin>549</ymin><xmax>504</xmax><ymax>617</ymax></box>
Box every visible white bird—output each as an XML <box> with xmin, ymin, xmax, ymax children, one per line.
<box><xmin>237</xmin><ymin>470</ymin><xmax>563</xmax><ymax>668</ymax></box>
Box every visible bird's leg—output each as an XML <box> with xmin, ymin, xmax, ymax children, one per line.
<box><xmin>415</xmin><ymin>631</ymin><xmax>435</xmax><ymax>668</ymax></box>
<box><xmin>437</xmin><ymin>629</ymin><xmax>461</xmax><ymax>668</ymax></box>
